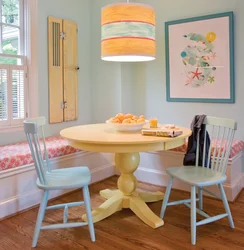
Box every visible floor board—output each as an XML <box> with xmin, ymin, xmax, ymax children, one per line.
<box><xmin>0</xmin><ymin>176</ymin><xmax>244</xmax><ymax>250</ymax></box>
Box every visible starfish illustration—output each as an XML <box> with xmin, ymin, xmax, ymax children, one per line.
<box><xmin>191</xmin><ymin>68</ymin><xmax>202</xmax><ymax>80</ymax></box>
<box><xmin>208</xmin><ymin>76</ymin><xmax>215</xmax><ymax>83</ymax></box>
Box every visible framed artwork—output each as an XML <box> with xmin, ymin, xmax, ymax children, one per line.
<box><xmin>165</xmin><ymin>12</ymin><xmax>234</xmax><ymax>103</ymax></box>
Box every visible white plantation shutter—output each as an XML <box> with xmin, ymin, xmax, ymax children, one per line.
<box><xmin>0</xmin><ymin>67</ymin><xmax>8</xmax><ymax>125</ymax></box>
<box><xmin>12</xmin><ymin>68</ymin><xmax>26</xmax><ymax>121</ymax></box>
<box><xmin>0</xmin><ymin>65</ymin><xmax>27</xmax><ymax>127</ymax></box>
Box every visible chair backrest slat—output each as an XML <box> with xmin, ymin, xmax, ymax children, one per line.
<box><xmin>211</xmin><ymin>125</ymin><xmax>220</xmax><ymax>170</ymax></box>
<box><xmin>33</xmin><ymin>134</ymin><xmax>47</xmax><ymax>184</ymax></box>
<box><xmin>196</xmin><ymin>134</ymin><xmax>200</xmax><ymax>167</ymax></box>
<box><xmin>206</xmin><ymin>125</ymin><xmax>213</xmax><ymax>170</ymax></box>
<box><xmin>215</xmin><ymin>127</ymin><xmax>226</xmax><ymax>172</ymax></box>
<box><xmin>202</xmin><ymin>128</ymin><xmax>207</xmax><ymax>168</ymax></box>
<box><xmin>222</xmin><ymin>129</ymin><xmax>235</xmax><ymax>174</ymax></box>
<box><xmin>41</xmin><ymin>126</ymin><xmax>50</xmax><ymax>172</ymax></box>
<box><xmin>195</xmin><ymin>116</ymin><xmax>237</xmax><ymax>175</ymax></box>
<box><xmin>219</xmin><ymin>128</ymin><xmax>230</xmax><ymax>172</ymax></box>
<box><xmin>24</xmin><ymin>117</ymin><xmax>49</xmax><ymax>185</ymax></box>
<box><xmin>26</xmin><ymin>133</ymin><xmax>46</xmax><ymax>184</ymax></box>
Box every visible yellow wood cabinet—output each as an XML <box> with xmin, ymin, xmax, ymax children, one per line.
<box><xmin>48</xmin><ymin>17</ymin><xmax>78</xmax><ymax>123</ymax></box>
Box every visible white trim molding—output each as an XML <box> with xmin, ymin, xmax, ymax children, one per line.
<box><xmin>25</xmin><ymin>0</ymin><xmax>38</xmax><ymax>118</ymax></box>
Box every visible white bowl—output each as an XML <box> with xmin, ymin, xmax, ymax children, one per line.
<box><xmin>106</xmin><ymin>120</ymin><xmax>148</xmax><ymax>132</ymax></box>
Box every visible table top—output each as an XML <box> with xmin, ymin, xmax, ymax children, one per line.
<box><xmin>60</xmin><ymin>123</ymin><xmax>192</xmax><ymax>153</ymax></box>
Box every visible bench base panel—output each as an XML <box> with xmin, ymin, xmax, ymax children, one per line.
<box><xmin>131</xmin><ymin>151</ymin><xmax>244</xmax><ymax>202</ymax></box>
<box><xmin>1</xmin><ymin>150</ymin><xmax>243</xmax><ymax>220</ymax></box>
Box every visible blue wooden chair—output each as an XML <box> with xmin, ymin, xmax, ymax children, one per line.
<box><xmin>160</xmin><ymin>116</ymin><xmax>237</xmax><ymax>245</ymax></box>
<box><xmin>24</xmin><ymin>117</ymin><xmax>95</xmax><ymax>247</ymax></box>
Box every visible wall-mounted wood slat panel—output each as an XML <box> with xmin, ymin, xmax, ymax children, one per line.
<box><xmin>63</xmin><ymin>20</ymin><xmax>78</xmax><ymax>121</ymax></box>
<box><xmin>48</xmin><ymin>17</ymin><xmax>64</xmax><ymax>123</ymax></box>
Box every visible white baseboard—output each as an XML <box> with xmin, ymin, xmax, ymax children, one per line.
<box><xmin>0</xmin><ymin>151</ymin><xmax>114</xmax><ymax>219</ymax></box>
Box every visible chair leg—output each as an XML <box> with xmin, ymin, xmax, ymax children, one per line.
<box><xmin>198</xmin><ymin>187</ymin><xmax>203</xmax><ymax>210</ymax></box>
<box><xmin>160</xmin><ymin>176</ymin><xmax>173</xmax><ymax>219</ymax></box>
<box><xmin>191</xmin><ymin>186</ymin><xmax>196</xmax><ymax>245</ymax></box>
<box><xmin>83</xmin><ymin>185</ymin><xmax>95</xmax><ymax>242</ymax></box>
<box><xmin>32</xmin><ymin>190</ymin><xmax>49</xmax><ymax>248</ymax></box>
<box><xmin>218</xmin><ymin>183</ymin><xmax>234</xmax><ymax>228</ymax></box>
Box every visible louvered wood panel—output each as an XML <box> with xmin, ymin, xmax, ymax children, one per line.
<box><xmin>63</xmin><ymin>20</ymin><xmax>78</xmax><ymax>121</ymax></box>
<box><xmin>11</xmin><ymin>66</ymin><xmax>27</xmax><ymax>125</ymax></box>
<box><xmin>0</xmin><ymin>66</ymin><xmax>8</xmax><ymax>126</ymax></box>
<box><xmin>48</xmin><ymin>17</ymin><xmax>64</xmax><ymax>123</ymax></box>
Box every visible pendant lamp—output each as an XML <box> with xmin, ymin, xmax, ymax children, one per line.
<box><xmin>101</xmin><ymin>1</ymin><xmax>156</xmax><ymax>62</ymax></box>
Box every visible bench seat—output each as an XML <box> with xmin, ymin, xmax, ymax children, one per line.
<box><xmin>0</xmin><ymin>136</ymin><xmax>80</xmax><ymax>171</ymax></box>
<box><xmin>0</xmin><ymin>136</ymin><xmax>243</xmax><ymax>172</ymax></box>
<box><xmin>170</xmin><ymin>139</ymin><xmax>244</xmax><ymax>158</ymax></box>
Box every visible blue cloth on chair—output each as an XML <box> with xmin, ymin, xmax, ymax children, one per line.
<box><xmin>183</xmin><ymin>115</ymin><xmax>211</xmax><ymax>167</ymax></box>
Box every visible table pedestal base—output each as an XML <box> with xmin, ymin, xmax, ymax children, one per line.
<box><xmin>82</xmin><ymin>189</ymin><xmax>164</xmax><ymax>228</ymax></box>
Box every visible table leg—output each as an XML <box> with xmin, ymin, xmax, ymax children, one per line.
<box><xmin>82</xmin><ymin>192</ymin><xmax>123</xmax><ymax>223</ymax></box>
<box><xmin>82</xmin><ymin>152</ymin><xmax>164</xmax><ymax>228</ymax></box>
<box><xmin>138</xmin><ymin>191</ymin><xmax>164</xmax><ymax>203</ymax></box>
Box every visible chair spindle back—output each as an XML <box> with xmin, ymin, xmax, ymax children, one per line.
<box><xmin>195</xmin><ymin>116</ymin><xmax>237</xmax><ymax>175</ymax></box>
<box><xmin>24</xmin><ymin>117</ymin><xmax>50</xmax><ymax>185</ymax></box>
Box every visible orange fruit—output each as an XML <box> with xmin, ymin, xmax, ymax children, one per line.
<box><xmin>124</xmin><ymin>113</ymin><xmax>133</xmax><ymax>119</ymax></box>
<box><xmin>111</xmin><ymin>118</ymin><xmax>120</xmax><ymax>123</ymax></box>
<box><xmin>122</xmin><ymin>118</ymin><xmax>131</xmax><ymax>123</ymax></box>
<box><xmin>108</xmin><ymin>113</ymin><xmax>146</xmax><ymax>124</ymax></box>
<box><xmin>115</xmin><ymin>113</ymin><xmax>124</xmax><ymax>118</ymax></box>
<box><xmin>137</xmin><ymin>118</ymin><xmax>145</xmax><ymax>123</ymax></box>
<box><xmin>118</xmin><ymin>115</ymin><xmax>125</xmax><ymax>122</ymax></box>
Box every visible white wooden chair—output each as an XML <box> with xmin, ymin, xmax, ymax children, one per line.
<box><xmin>24</xmin><ymin>117</ymin><xmax>95</xmax><ymax>247</ymax></box>
<box><xmin>160</xmin><ymin>116</ymin><xmax>237</xmax><ymax>245</ymax></box>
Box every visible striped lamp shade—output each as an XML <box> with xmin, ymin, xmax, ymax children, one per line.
<box><xmin>101</xmin><ymin>3</ymin><xmax>156</xmax><ymax>62</ymax></box>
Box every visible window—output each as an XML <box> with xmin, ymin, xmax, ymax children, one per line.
<box><xmin>0</xmin><ymin>0</ymin><xmax>28</xmax><ymax>129</ymax></box>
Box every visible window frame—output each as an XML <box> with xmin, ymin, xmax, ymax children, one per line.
<box><xmin>0</xmin><ymin>0</ymin><xmax>24</xmax><ymax>55</ymax></box>
<box><xmin>0</xmin><ymin>0</ymin><xmax>38</xmax><ymax>133</ymax></box>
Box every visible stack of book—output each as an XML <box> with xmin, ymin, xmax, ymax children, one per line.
<box><xmin>141</xmin><ymin>128</ymin><xmax>183</xmax><ymax>137</ymax></box>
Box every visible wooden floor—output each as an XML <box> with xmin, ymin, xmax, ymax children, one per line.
<box><xmin>1</xmin><ymin>176</ymin><xmax>244</xmax><ymax>250</ymax></box>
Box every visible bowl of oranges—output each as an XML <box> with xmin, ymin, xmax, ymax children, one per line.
<box><xmin>106</xmin><ymin>113</ymin><xmax>148</xmax><ymax>132</ymax></box>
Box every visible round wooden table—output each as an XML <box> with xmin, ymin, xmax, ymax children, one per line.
<box><xmin>60</xmin><ymin>123</ymin><xmax>192</xmax><ymax>229</ymax></box>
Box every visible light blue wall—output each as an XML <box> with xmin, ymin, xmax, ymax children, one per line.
<box><xmin>0</xmin><ymin>0</ymin><xmax>91</xmax><ymax>145</ymax></box>
<box><xmin>90</xmin><ymin>0</ymin><xmax>139</xmax><ymax>123</ymax></box>
<box><xmin>133</xmin><ymin>0</ymin><xmax>243</xmax><ymax>139</ymax></box>
<box><xmin>90</xmin><ymin>0</ymin><xmax>121</xmax><ymax>123</ymax></box>
<box><xmin>90</xmin><ymin>0</ymin><xmax>243</xmax><ymax>140</ymax></box>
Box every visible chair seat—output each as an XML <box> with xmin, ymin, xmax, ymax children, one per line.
<box><xmin>37</xmin><ymin>166</ymin><xmax>91</xmax><ymax>190</ymax></box>
<box><xmin>166</xmin><ymin>166</ymin><xmax>226</xmax><ymax>187</ymax></box>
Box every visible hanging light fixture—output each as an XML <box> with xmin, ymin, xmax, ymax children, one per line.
<box><xmin>101</xmin><ymin>1</ymin><xmax>156</xmax><ymax>62</ymax></box>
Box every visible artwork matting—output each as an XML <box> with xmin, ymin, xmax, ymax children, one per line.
<box><xmin>165</xmin><ymin>12</ymin><xmax>234</xmax><ymax>103</ymax></box>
